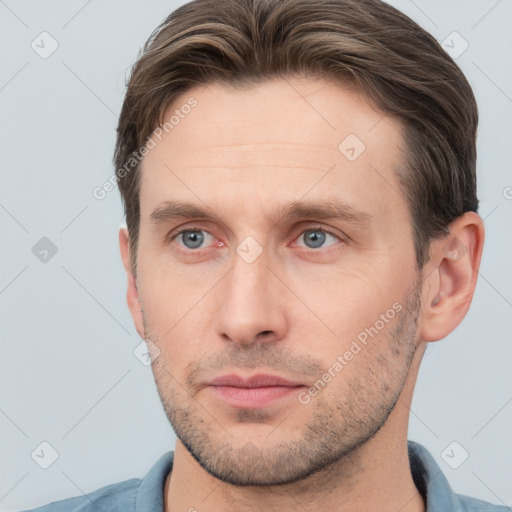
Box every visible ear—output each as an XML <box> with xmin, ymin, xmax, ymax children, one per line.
<box><xmin>119</xmin><ymin>227</ymin><xmax>145</xmax><ymax>339</ymax></box>
<box><xmin>420</xmin><ymin>212</ymin><xmax>485</xmax><ymax>342</ymax></box>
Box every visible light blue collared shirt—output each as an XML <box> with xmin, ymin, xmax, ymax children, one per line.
<box><xmin>22</xmin><ymin>441</ymin><xmax>510</xmax><ymax>511</ymax></box>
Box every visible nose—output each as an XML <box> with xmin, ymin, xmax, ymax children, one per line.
<box><xmin>214</xmin><ymin>250</ymin><xmax>288</xmax><ymax>347</ymax></box>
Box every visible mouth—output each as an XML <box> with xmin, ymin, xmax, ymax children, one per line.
<box><xmin>206</xmin><ymin>373</ymin><xmax>305</xmax><ymax>409</ymax></box>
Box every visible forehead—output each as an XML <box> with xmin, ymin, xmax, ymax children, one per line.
<box><xmin>139</xmin><ymin>77</ymin><xmax>408</xmax><ymax>227</ymax></box>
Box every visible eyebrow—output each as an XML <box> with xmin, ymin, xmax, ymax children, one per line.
<box><xmin>149</xmin><ymin>199</ymin><xmax>372</xmax><ymax>229</ymax></box>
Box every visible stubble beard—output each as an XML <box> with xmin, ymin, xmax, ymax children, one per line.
<box><xmin>146</xmin><ymin>283</ymin><xmax>422</xmax><ymax>487</ymax></box>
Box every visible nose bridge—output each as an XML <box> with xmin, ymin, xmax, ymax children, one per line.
<box><xmin>229</xmin><ymin>250</ymin><xmax>271</xmax><ymax>304</ymax></box>
<box><xmin>214</xmin><ymin>247</ymin><xmax>286</xmax><ymax>345</ymax></box>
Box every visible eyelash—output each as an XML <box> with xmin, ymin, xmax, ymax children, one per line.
<box><xmin>166</xmin><ymin>225</ymin><xmax>344</xmax><ymax>253</ymax></box>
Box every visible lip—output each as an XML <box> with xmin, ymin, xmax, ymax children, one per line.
<box><xmin>207</xmin><ymin>373</ymin><xmax>305</xmax><ymax>409</ymax></box>
<box><xmin>210</xmin><ymin>373</ymin><xmax>302</xmax><ymax>388</ymax></box>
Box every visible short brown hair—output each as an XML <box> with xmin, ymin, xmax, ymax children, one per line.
<box><xmin>114</xmin><ymin>0</ymin><xmax>478</xmax><ymax>274</ymax></box>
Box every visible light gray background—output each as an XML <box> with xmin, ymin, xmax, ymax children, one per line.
<box><xmin>1</xmin><ymin>0</ymin><xmax>511</xmax><ymax>510</ymax></box>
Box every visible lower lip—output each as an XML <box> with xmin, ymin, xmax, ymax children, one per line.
<box><xmin>208</xmin><ymin>385</ymin><xmax>303</xmax><ymax>408</ymax></box>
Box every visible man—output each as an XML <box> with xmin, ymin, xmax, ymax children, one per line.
<box><xmin>22</xmin><ymin>0</ymin><xmax>508</xmax><ymax>510</ymax></box>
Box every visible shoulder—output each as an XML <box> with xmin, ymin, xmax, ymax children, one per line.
<box><xmin>407</xmin><ymin>441</ymin><xmax>510</xmax><ymax>512</ymax></box>
<box><xmin>19</xmin><ymin>478</ymin><xmax>141</xmax><ymax>512</ymax></box>
<box><xmin>457</xmin><ymin>494</ymin><xmax>511</xmax><ymax>512</ymax></box>
<box><xmin>19</xmin><ymin>452</ymin><xmax>174</xmax><ymax>512</ymax></box>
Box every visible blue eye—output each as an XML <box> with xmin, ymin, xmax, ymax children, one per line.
<box><xmin>170</xmin><ymin>227</ymin><xmax>341</xmax><ymax>253</ymax></box>
<box><xmin>176</xmin><ymin>229</ymin><xmax>212</xmax><ymax>249</ymax></box>
<box><xmin>297</xmin><ymin>229</ymin><xmax>339</xmax><ymax>249</ymax></box>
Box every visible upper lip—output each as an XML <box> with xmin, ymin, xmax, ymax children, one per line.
<box><xmin>209</xmin><ymin>374</ymin><xmax>303</xmax><ymax>388</ymax></box>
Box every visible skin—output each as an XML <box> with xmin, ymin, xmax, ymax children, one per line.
<box><xmin>119</xmin><ymin>76</ymin><xmax>484</xmax><ymax>512</ymax></box>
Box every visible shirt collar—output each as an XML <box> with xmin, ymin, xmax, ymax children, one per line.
<box><xmin>135</xmin><ymin>451</ymin><xmax>174</xmax><ymax>512</ymax></box>
<box><xmin>408</xmin><ymin>440</ymin><xmax>465</xmax><ymax>511</ymax></box>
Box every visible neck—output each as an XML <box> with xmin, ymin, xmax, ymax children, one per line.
<box><xmin>165</xmin><ymin>426</ymin><xmax>424</xmax><ymax>512</ymax></box>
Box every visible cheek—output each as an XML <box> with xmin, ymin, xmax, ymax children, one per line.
<box><xmin>138</xmin><ymin>248</ymin><xmax>220</xmax><ymax>324</ymax></box>
<box><xmin>137</xmin><ymin>273</ymin><xmax>216</xmax><ymax>372</ymax></box>
<box><xmin>286</xmin><ymin>265</ymin><xmax>409</xmax><ymax>352</ymax></box>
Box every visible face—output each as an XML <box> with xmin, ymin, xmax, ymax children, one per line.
<box><xmin>132</xmin><ymin>77</ymin><xmax>423</xmax><ymax>485</ymax></box>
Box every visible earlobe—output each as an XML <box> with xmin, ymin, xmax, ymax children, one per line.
<box><xmin>119</xmin><ymin>227</ymin><xmax>145</xmax><ymax>338</ymax></box>
<box><xmin>420</xmin><ymin>212</ymin><xmax>485</xmax><ymax>342</ymax></box>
